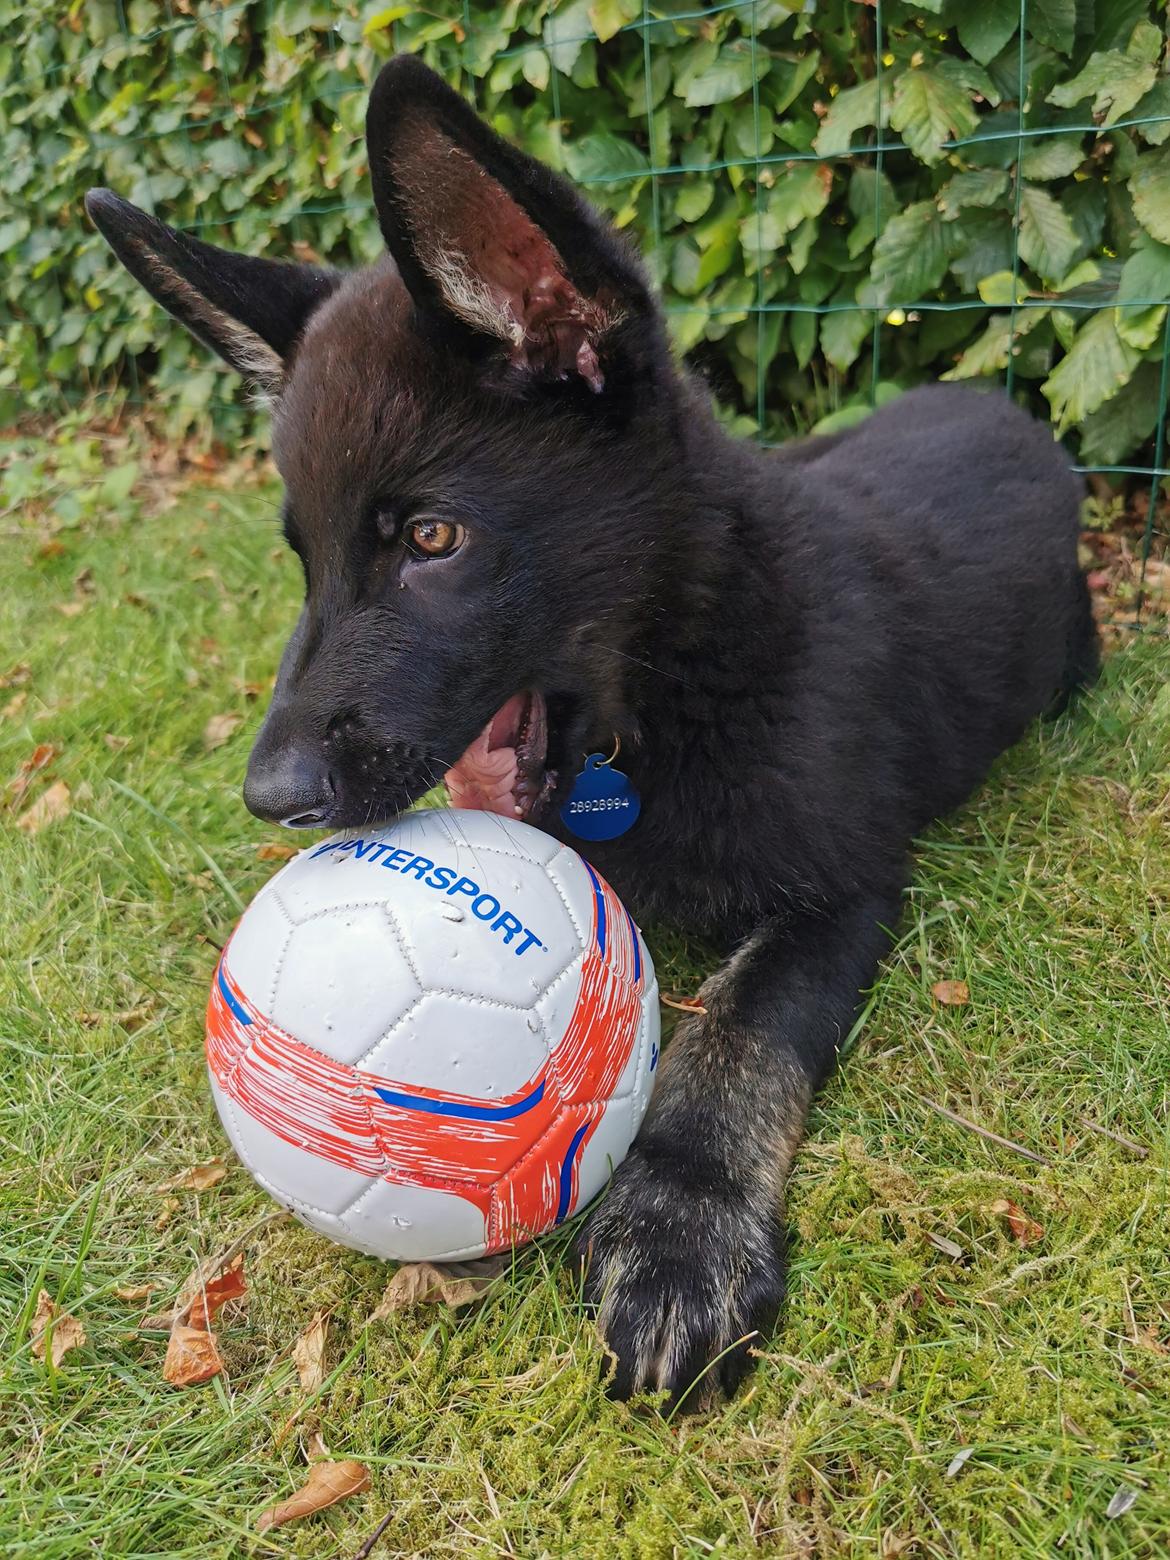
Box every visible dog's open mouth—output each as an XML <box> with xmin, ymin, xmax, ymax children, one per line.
<box><xmin>444</xmin><ymin>690</ymin><xmax>557</xmax><ymax>822</ymax></box>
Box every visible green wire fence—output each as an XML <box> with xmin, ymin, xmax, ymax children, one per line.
<box><xmin>5</xmin><ymin>0</ymin><xmax>1169</xmax><ymax>616</ymax></box>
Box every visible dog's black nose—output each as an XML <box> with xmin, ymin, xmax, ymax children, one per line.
<box><xmin>243</xmin><ymin>742</ymin><xmax>335</xmax><ymax>828</ymax></box>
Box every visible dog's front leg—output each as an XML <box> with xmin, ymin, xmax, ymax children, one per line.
<box><xmin>577</xmin><ymin>892</ymin><xmax>903</xmax><ymax>1406</ymax></box>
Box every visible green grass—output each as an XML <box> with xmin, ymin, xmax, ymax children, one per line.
<box><xmin>2</xmin><ymin>436</ymin><xmax>1170</xmax><ymax>1559</ymax></box>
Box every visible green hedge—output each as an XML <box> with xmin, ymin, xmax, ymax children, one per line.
<box><xmin>3</xmin><ymin>0</ymin><xmax>1170</xmax><ymax>466</ymax></box>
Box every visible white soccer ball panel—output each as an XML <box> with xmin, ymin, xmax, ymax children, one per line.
<box><xmin>573</xmin><ymin>1098</ymin><xmax>637</xmax><ymax>1215</ymax></box>
<box><xmin>208</xmin><ymin>1074</ymin><xmax>254</xmax><ymax>1174</ymax></box>
<box><xmin>221</xmin><ymin>894</ymin><xmax>294</xmax><ymax>1017</ymax></box>
<box><xmin>389</xmin><ymin>852</ymin><xmax>583</xmax><ymax>1009</ymax></box>
<box><xmin>359</xmin><ymin>990</ymin><xmax>548</xmax><ymax>1099</ymax></box>
<box><xmin>393</xmin><ymin>807</ymin><xmax>564</xmax><ymax>868</ymax></box>
<box><xmin>542</xmin><ymin>845</ymin><xmax>601</xmax><ymax>945</ymax></box>
<box><xmin>220</xmin><ymin>1083</ymin><xmax>375</xmax><ymax>1215</ymax></box>
<box><xmin>267</xmin><ymin>904</ymin><xmax>421</xmax><ymax>1066</ymax></box>
<box><xmin>338</xmin><ymin>1175</ymin><xmax>488</xmax><ymax>1262</ymax></box>
<box><xmin>629</xmin><ymin>977</ymin><xmax>661</xmax><ymax>1108</ymax></box>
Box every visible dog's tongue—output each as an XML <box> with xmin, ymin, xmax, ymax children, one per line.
<box><xmin>444</xmin><ymin>691</ymin><xmax>544</xmax><ymax>818</ymax></box>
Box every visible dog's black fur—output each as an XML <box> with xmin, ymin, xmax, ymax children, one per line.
<box><xmin>87</xmin><ymin>56</ymin><xmax>1097</xmax><ymax>1406</ymax></box>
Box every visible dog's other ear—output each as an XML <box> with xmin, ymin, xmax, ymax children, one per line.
<box><xmin>366</xmin><ymin>56</ymin><xmax>655</xmax><ymax>394</ymax></box>
<box><xmin>84</xmin><ymin>190</ymin><xmax>340</xmax><ymax>395</ymax></box>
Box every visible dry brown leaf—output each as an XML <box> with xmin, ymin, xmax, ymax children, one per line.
<box><xmin>7</xmin><ymin>742</ymin><xmax>58</xmax><ymax>804</ymax></box>
<box><xmin>17</xmin><ymin>780</ymin><xmax>72</xmax><ymax>835</ymax></box>
<box><xmin>256</xmin><ymin>1460</ymin><xmax>371</xmax><ymax>1533</ymax></box>
<box><xmin>187</xmin><ymin>1253</ymin><xmax>247</xmax><ymax>1330</ymax></box>
<box><xmin>2</xmin><ymin>691</ymin><xmax>27</xmax><ymax>720</ymax></box>
<box><xmin>113</xmin><ymin>1283</ymin><xmax>158</xmax><ymax>1302</ymax></box>
<box><xmin>30</xmin><ymin>1290</ymin><xmax>86</xmax><ymax>1368</ymax></box>
<box><xmin>55</xmin><ymin>600</ymin><xmax>86</xmax><ymax>618</ymax></box>
<box><xmin>202</xmin><ymin>711</ymin><xmax>241</xmax><ymax>750</ymax></box>
<box><xmin>103</xmin><ymin>733</ymin><xmax>130</xmax><ymax>751</ymax></box>
<box><xmin>0</xmin><ymin>663</ymin><xmax>30</xmax><ymax>688</ymax></box>
<box><xmin>154</xmin><ymin>1195</ymin><xmax>180</xmax><ymax>1231</ymax></box>
<box><xmin>293</xmin><ymin>1311</ymin><xmax>329</xmax><ymax>1394</ymax></box>
<box><xmin>369</xmin><ymin>1255</ymin><xmax>507</xmax><ymax>1320</ymax></box>
<box><xmin>155</xmin><ymin>1158</ymin><xmax>227</xmax><ymax>1194</ymax></box>
<box><xmin>931</xmin><ymin>979</ymin><xmax>970</xmax><ymax>1007</ymax></box>
<box><xmin>989</xmin><ymin>1198</ymin><xmax>1044</xmax><ymax>1247</ymax></box>
<box><xmin>256</xmin><ymin>842</ymin><xmax>298</xmax><ymax>862</ymax></box>
<box><xmin>164</xmin><ymin>1323</ymin><xmax>224</xmax><ymax>1386</ymax></box>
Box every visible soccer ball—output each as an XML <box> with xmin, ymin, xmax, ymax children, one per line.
<box><xmin>205</xmin><ymin>809</ymin><xmax>658</xmax><ymax>1262</ymax></box>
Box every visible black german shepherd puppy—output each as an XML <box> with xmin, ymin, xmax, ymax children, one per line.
<box><xmin>87</xmin><ymin>56</ymin><xmax>1097</xmax><ymax>1405</ymax></box>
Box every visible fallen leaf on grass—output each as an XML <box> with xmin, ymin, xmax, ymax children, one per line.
<box><xmin>945</xmin><ymin>1446</ymin><xmax>975</xmax><ymax>1478</ymax></box>
<box><xmin>369</xmin><ymin>1255</ymin><xmax>508</xmax><ymax>1319</ymax></box>
<box><xmin>164</xmin><ymin>1323</ymin><xmax>225</xmax><ymax>1386</ymax></box>
<box><xmin>989</xmin><ymin>1198</ymin><xmax>1044</xmax><ymax>1246</ymax></box>
<box><xmin>293</xmin><ymin>1311</ymin><xmax>329</xmax><ymax>1394</ymax></box>
<box><xmin>80</xmin><ymin>1002</ymin><xmax>153</xmax><ymax>1032</ymax></box>
<box><xmin>660</xmin><ymin>992</ymin><xmax>708</xmax><ymax>1014</ymax></box>
<box><xmin>17</xmin><ymin>780</ymin><xmax>72</xmax><ymax>835</ymax></box>
<box><xmin>113</xmin><ymin>1283</ymin><xmax>158</xmax><ymax>1302</ymax></box>
<box><xmin>55</xmin><ymin>600</ymin><xmax>86</xmax><ymax>618</ymax></box>
<box><xmin>931</xmin><ymin>979</ymin><xmax>970</xmax><ymax>1006</ymax></box>
<box><xmin>202</xmin><ymin>711</ymin><xmax>242</xmax><ymax>750</ymax></box>
<box><xmin>154</xmin><ymin>1196</ymin><xmax>180</xmax><ymax>1231</ymax></box>
<box><xmin>0</xmin><ymin>663</ymin><xmax>31</xmax><ymax>688</ymax></box>
<box><xmin>2</xmin><ymin>691</ymin><xmax>27</xmax><ymax>720</ymax></box>
<box><xmin>7</xmin><ymin>742</ymin><xmax>59</xmax><ymax>805</ymax></box>
<box><xmin>161</xmin><ymin>1255</ymin><xmax>247</xmax><ymax>1387</ymax></box>
<box><xmin>1105</xmin><ymin>1485</ymin><xmax>1139</xmax><ymax>1519</ymax></box>
<box><xmin>256</xmin><ymin>842</ymin><xmax>298</xmax><ymax>862</ymax></box>
<box><xmin>154</xmin><ymin>1158</ymin><xmax>227</xmax><ymax>1193</ymax></box>
<box><xmin>31</xmin><ymin>1290</ymin><xmax>86</xmax><ymax>1367</ymax></box>
<box><xmin>103</xmin><ymin>733</ymin><xmax>130</xmax><ymax>751</ymax></box>
<box><xmin>924</xmin><ymin>1232</ymin><xmax>964</xmax><ymax>1260</ymax></box>
<box><xmin>256</xmin><ymin>1460</ymin><xmax>371</xmax><ymax>1533</ymax></box>
<box><xmin>187</xmin><ymin>1253</ymin><xmax>247</xmax><ymax>1329</ymax></box>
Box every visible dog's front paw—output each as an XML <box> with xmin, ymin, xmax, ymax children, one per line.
<box><xmin>576</xmin><ymin>1147</ymin><xmax>786</xmax><ymax>1407</ymax></box>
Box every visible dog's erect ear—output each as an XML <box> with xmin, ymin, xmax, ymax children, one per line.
<box><xmin>366</xmin><ymin>56</ymin><xmax>653</xmax><ymax>394</ymax></box>
<box><xmin>84</xmin><ymin>190</ymin><xmax>340</xmax><ymax>394</ymax></box>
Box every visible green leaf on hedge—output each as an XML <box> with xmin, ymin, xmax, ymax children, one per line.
<box><xmin>864</xmin><ymin>199</ymin><xmax>954</xmax><ymax>305</ymax></box>
<box><xmin>813</xmin><ymin>79</ymin><xmax>882</xmax><ymax>157</ymax></box>
<box><xmin>941</xmin><ymin>314</ymin><xmax>1013</xmax><ymax>378</ymax></box>
<box><xmin>1017</xmin><ymin>183</ymin><xmax>1081</xmax><ymax>280</ymax></box>
<box><xmin>1115</xmin><ymin>234</ymin><xmax>1170</xmax><ymax>347</ymax></box>
<box><xmin>1047</xmin><ymin>49</ymin><xmax>1157</xmax><ymax>126</ymax></box>
<box><xmin>769</xmin><ymin>162</ymin><xmax>834</xmax><ymax>236</ymax></box>
<box><xmin>958</xmin><ymin>0</ymin><xmax>1018</xmax><ymax>67</ymax></box>
<box><xmin>1132</xmin><ymin>78</ymin><xmax>1170</xmax><ymax>147</ymax></box>
<box><xmin>1027</xmin><ymin>0</ymin><xmax>1077</xmax><ymax>55</ymax></box>
<box><xmin>562</xmin><ymin>133</ymin><xmax>648</xmax><ymax>185</ymax></box>
<box><xmin>1076</xmin><ymin>361</ymin><xmax>1165</xmax><ymax>463</ymax></box>
<box><xmin>789</xmin><ymin>308</ymin><xmax>817</xmax><ymax>371</ymax></box>
<box><xmin>683</xmin><ymin>44</ymin><xmax>766</xmax><ymax>109</ymax></box>
<box><xmin>1131</xmin><ymin>148</ymin><xmax>1170</xmax><ymax>245</ymax></box>
<box><xmin>675</xmin><ymin>180</ymin><xmax>715</xmax><ymax>223</ymax></box>
<box><xmin>543</xmin><ymin>0</ymin><xmax>595</xmax><ymax>75</ymax></box>
<box><xmin>977</xmin><ymin>270</ymin><xmax>1031</xmax><ymax>304</ymax></box>
<box><xmin>942</xmin><ymin>306</ymin><xmax>1049</xmax><ymax>379</ymax></box>
<box><xmin>1019</xmin><ymin>135</ymin><xmax>1086</xmax><ymax>181</ymax></box>
<box><xmin>820</xmin><ymin>295</ymin><xmax>871</xmax><ymax>371</ymax></box>
<box><xmin>360</xmin><ymin>6</ymin><xmax>410</xmax><ymax>37</ymax></box>
<box><xmin>1042</xmin><ymin>309</ymin><xmax>1142</xmax><ymax>429</ymax></box>
<box><xmin>938</xmin><ymin>169</ymin><xmax>1009</xmax><ymax>220</ymax></box>
<box><xmin>588</xmin><ymin>0</ymin><xmax>639</xmax><ymax>45</ymax></box>
<box><xmin>890</xmin><ymin>64</ymin><xmax>979</xmax><ymax>165</ymax></box>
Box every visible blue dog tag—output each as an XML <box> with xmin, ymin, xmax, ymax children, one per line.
<box><xmin>560</xmin><ymin>753</ymin><xmax>641</xmax><ymax>842</ymax></box>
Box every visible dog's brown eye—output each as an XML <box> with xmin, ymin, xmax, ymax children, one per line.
<box><xmin>403</xmin><ymin>517</ymin><xmax>466</xmax><ymax>558</ymax></box>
